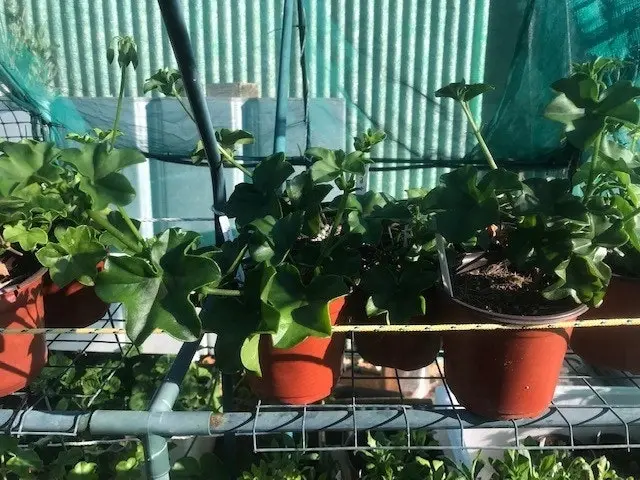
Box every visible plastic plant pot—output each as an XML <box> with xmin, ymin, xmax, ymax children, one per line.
<box><xmin>439</xmin><ymin>290</ymin><xmax>587</xmax><ymax>420</ymax></box>
<box><xmin>350</xmin><ymin>291</ymin><xmax>441</xmax><ymax>371</ymax></box>
<box><xmin>43</xmin><ymin>276</ymin><xmax>109</xmax><ymax>328</ymax></box>
<box><xmin>248</xmin><ymin>296</ymin><xmax>347</xmax><ymax>404</ymax></box>
<box><xmin>43</xmin><ymin>262</ymin><xmax>108</xmax><ymax>328</ymax></box>
<box><xmin>571</xmin><ymin>275</ymin><xmax>640</xmax><ymax>373</ymax></box>
<box><xmin>0</xmin><ymin>267</ymin><xmax>48</xmax><ymax>397</ymax></box>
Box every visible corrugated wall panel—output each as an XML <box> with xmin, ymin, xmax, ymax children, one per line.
<box><xmin>2</xmin><ymin>0</ymin><xmax>489</xmax><ymax>196</ymax></box>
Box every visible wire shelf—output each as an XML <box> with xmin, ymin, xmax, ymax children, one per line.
<box><xmin>247</xmin><ymin>335</ymin><xmax>640</xmax><ymax>453</ymax></box>
<box><xmin>4</xmin><ymin>329</ymin><xmax>640</xmax><ymax>456</ymax></box>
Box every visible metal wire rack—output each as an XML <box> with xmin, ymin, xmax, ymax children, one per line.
<box><xmin>4</xmin><ymin>332</ymin><xmax>640</xmax><ymax>451</ymax></box>
<box><xmin>245</xmin><ymin>335</ymin><xmax>640</xmax><ymax>454</ymax></box>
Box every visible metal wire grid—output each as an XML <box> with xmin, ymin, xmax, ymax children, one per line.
<box><xmin>0</xmin><ymin>96</ymin><xmax>48</xmax><ymax>141</ymax></box>
<box><xmin>249</xmin><ymin>332</ymin><xmax>640</xmax><ymax>453</ymax></box>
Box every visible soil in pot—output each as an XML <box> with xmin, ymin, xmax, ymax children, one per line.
<box><xmin>571</xmin><ymin>275</ymin><xmax>640</xmax><ymax>373</ymax></box>
<box><xmin>442</xmin><ymin>261</ymin><xmax>586</xmax><ymax>420</ymax></box>
<box><xmin>349</xmin><ymin>291</ymin><xmax>441</xmax><ymax>371</ymax></box>
<box><xmin>43</xmin><ymin>262</ymin><xmax>109</xmax><ymax>328</ymax></box>
<box><xmin>247</xmin><ymin>296</ymin><xmax>347</xmax><ymax>404</ymax></box>
<box><xmin>0</xmin><ymin>254</ymin><xmax>48</xmax><ymax>397</ymax></box>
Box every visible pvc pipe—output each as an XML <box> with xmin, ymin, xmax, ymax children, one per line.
<box><xmin>3</xmin><ymin>406</ymin><xmax>639</xmax><ymax>438</ymax></box>
<box><xmin>273</xmin><ymin>0</ymin><xmax>295</xmax><ymax>154</ymax></box>
<box><xmin>149</xmin><ymin>341</ymin><xmax>201</xmax><ymax>413</ymax></box>
<box><xmin>141</xmin><ymin>341</ymin><xmax>200</xmax><ymax>479</ymax></box>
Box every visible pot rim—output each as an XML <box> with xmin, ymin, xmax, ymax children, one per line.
<box><xmin>0</xmin><ymin>267</ymin><xmax>47</xmax><ymax>296</ymax></box>
<box><xmin>445</xmin><ymin>291</ymin><xmax>588</xmax><ymax>325</ymax></box>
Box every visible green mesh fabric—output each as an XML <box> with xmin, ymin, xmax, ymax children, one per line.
<box><xmin>0</xmin><ymin>0</ymin><xmax>639</xmax><ymax>164</ymax></box>
<box><xmin>483</xmin><ymin>0</ymin><xmax>640</xmax><ymax>163</ymax></box>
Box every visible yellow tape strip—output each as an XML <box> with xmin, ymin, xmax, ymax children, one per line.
<box><xmin>2</xmin><ymin>318</ymin><xmax>640</xmax><ymax>335</ymax></box>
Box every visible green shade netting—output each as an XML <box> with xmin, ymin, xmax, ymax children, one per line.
<box><xmin>0</xmin><ymin>0</ymin><xmax>639</xmax><ymax>163</ymax></box>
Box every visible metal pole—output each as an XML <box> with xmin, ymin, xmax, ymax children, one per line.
<box><xmin>157</xmin><ymin>0</ymin><xmax>226</xmax><ymax>244</ymax></box>
<box><xmin>273</xmin><ymin>0</ymin><xmax>295</xmax><ymax>154</ymax></box>
<box><xmin>142</xmin><ymin>340</ymin><xmax>200</xmax><ymax>479</ymax></box>
<box><xmin>296</xmin><ymin>0</ymin><xmax>311</xmax><ymax>152</ymax></box>
<box><xmin>2</xmin><ymin>406</ymin><xmax>638</xmax><ymax>437</ymax></box>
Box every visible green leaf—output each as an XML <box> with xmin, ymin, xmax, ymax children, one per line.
<box><xmin>216</xmin><ymin>128</ymin><xmax>255</xmax><ymax>149</ymax></box>
<box><xmin>285</xmin><ymin>172</ymin><xmax>332</xmax><ymax>236</ymax></box>
<box><xmin>307</xmin><ymin>147</ymin><xmax>342</xmax><ymax>183</ymax></box>
<box><xmin>406</xmin><ymin>187</ymin><xmax>429</xmax><ymax>199</ymax></box>
<box><xmin>361</xmin><ymin>262</ymin><xmax>436</xmax><ymax>324</ymax></box>
<box><xmin>435</xmin><ymin>81</ymin><xmax>494</xmax><ymax>102</ymax></box>
<box><xmin>225</xmin><ymin>183</ymin><xmax>282</xmax><ymax>227</ymax></box>
<box><xmin>3</xmin><ymin>222</ymin><xmax>48</xmax><ymax>251</ymax></box>
<box><xmin>595</xmin><ymin>80</ymin><xmax>640</xmax><ymax>115</ymax></box>
<box><xmin>613</xmin><ymin>195</ymin><xmax>640</xmax><ymax>251</ymax></box>
<box><xmin>477</xmin><ymin>168</ymin><xmax>523</xmax><ymax>194</ymax></box>
<box><xmin>67</xmin><ymin>461</ymin><xmax>99</xmax><ymax>480</ymax></box>
<box><xmin>262</xmin><ymin>264</ymin><xmax>348</xmax><ymax>349</ymax></box>
<box><xmin>5</xmin><ymin>449</ymin><xmax>42</xmax><ymax>478</ymax></box>
<box><xmin>95</xmin><ymin>229</ymin><xmax>221</xmax><ymax>345</ymax></box>
<box><xmin>286</xmin><ymin>172</ymin><xmax>332</xmax><ymax>208</ymax></box>
<box><xmin>36</xmin><ymin>225</ymin><xmax>106</xmax><ymax>287</ymax></box>
<box><xmin>0</xmin><ymin>435</ymin><xmax>19</xmax><ymax>454</ymax></box>
<box><xmin>143</xmin><ymin>67</ymin><xmax>183</xmax><ymax>96</ymax></box>
<box><xmin>240</xmin><ymin>334</ymin><xmax>261</xmax><ymax>375</ymax></box>
<box><xmin>99</xmin><ymin>211</ymin><xmax>143</xmax><ymax>251</ymax></box>
<box><xmin>252</xmin><ymin>152</ymin><xmax>294</xmax><ymax>192</ymax></box>
<box><xmin>203</xmin><ymin>265</ymin><xmax>275</xmax><ymax>373</ymax></box>
<box><xmin>566</xmin><ymin>115</ymin><xmax>606</xmax><ymax>150</ymax></box>
<box><xmin>551</xmin><ymin>74</ymin><xmax>599</xmax><ymax>108</ymax></box>
<box><xmin>544</xmin><ymin>93</ymin><xmax>585</xmax><ymax>125</ymax></box>
<box><xmin>342</xmin><ymin>150</ymin><xmax>371</xmax><ymax>175</ymax></box>
<box><xmin>247</xmin><ymin>212</ymin><xmax>304</xmax><ymax>265</ymax></box>
<box><xmin>0</xmin><ymin>140</ymin><xmax>60</xmax><ymax>194</ymax></box>
<box><xmin>60</xmin><ymin>143</ymin><xmax>145</xmax><ymax>209</ymax></box>
<box><xmin>171</xmin><ymin>456</ymin><xmax>201</xmax><ymax>478</ymax></box>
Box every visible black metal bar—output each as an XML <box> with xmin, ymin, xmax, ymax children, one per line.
<box><xmin>157</xmin><ymin>0</ymin><xmax>226</xmax><ymax>243</ymax></box>
<box><xmin>296</xmin><ymin>0</ymin><xmax>311</xmax><ymax>152</ymax></box>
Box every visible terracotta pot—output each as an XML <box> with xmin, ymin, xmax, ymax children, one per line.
<box><xmin>571</xmin><ymin>275</ymin><xmax>640</xmax><ymax>372</ymax></box>
<box><xmin>0</xmin><ymin>267</ymin><xmax>48</xmax><ymax>397</ymax></box>
<box><xmin>248</xmin><ymin>297</ymin><xmax>347</xmax><ymax>404</ymax></box>
<box><xmin>439</xmin><ymin>291</ymin><xmax>587</xmax><ymax>420</ymax></box>
<box><xmin>350</xmin><ymin>292</ymin><xmax>441</xmax><ymax>371</ymax></box>
<box><xmin>43</xmin><ymin>262</ymin><xmax>109</xmax><ymax>328</ymax></box>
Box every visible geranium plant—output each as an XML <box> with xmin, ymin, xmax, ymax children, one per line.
<box><xmin>544</xmin><ymin>57</ymin><xmax>640</xmax><ymax>278</ymax></box>
<box><xmin>428</xmin><ymin>78</ymin><xmax>634</xmax><ymax>307</ymax></box>
<box><xmin>0</xmin><ymin>36</ymin><xmax>248</xmax><ymax>346</ymax></box>
<box><xmin>202</xmin><ymin>130</ymin><xmax>394</xmax><ymax>374</ymax></box>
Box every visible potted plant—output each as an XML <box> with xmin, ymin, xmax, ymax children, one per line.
<box><xmin>346</xmin><ymin>179</ymin><xmax>442</xmax><ymax>371</ymax></box>
<box><xmin>427</xmin><ymin>78</ymin><xmax>632</xmax><ymax>419</ymax></box>
<box><xmin>202</xmin><ymin>130</ymin><xmax>397</xmax><ymax>404</ymax></box>
<box><xmin>36</xmin><ymin>36</ymin><xmax>141</xmax><ymax>328</ymax></box>
<box><xmin>0</xmin><ymin>236</ymin><xmax>48</xmax><ymax>397</ymax></box>
<box><xmin>544</xmin><ymin>58</ymin><xmax>640</xmax><ymax>372</ymax></box>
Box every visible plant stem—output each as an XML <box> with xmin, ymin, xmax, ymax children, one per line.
<box><xmin>88</xmin><ymin>210</ymin><xmax>142</xmax><ymax>254</ymax></box>
<box><xmin>117</xmin><ymin>205</ymin><xmax>145</xmax><ymax>244</ymax></box>
<box><xmin>174</xmin><ymin>90</ymin><xmax>196</xmax><ymax>124</ymax></box>
<box><xmin>460</xmin><ymin>101</ymin><xmax>497</xmax><ymax>170</ymax></box>
<box><xmin>205</xmin><ymin>287</ymin><xmax>243</xmax><ymax>297</ymax></box>
<box><xmin>317</xmin><ymin>175</ymin><xmax>352</xmax><ymax>265</ymax></box>
<box><xmin>219</xmin><ymin>147</ymin><xmax>253</xmax><ymax>178</ymax></box>
<box><xmin>173</xmin><ymin>88</ymin><xmax>253</xmax><ymax>178</ymax></box>
<box><xmin>583</xmin><ymin>129</ymin><xmax>605</xmax><ymax>203</ymax></box>
<box><xmin>0</xmin><ymin>235</ymin><xmax>23</xmax><ymax>257</ymax></box>
<box><xmin>110</xmin><ymin>65</ymin><xmax>127</xmax><ymax>150</ymax></box>
<box><xmin>622</xmin><ymin>205</ymin><xmax>640</xmax><ymax>223</ymax></box>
